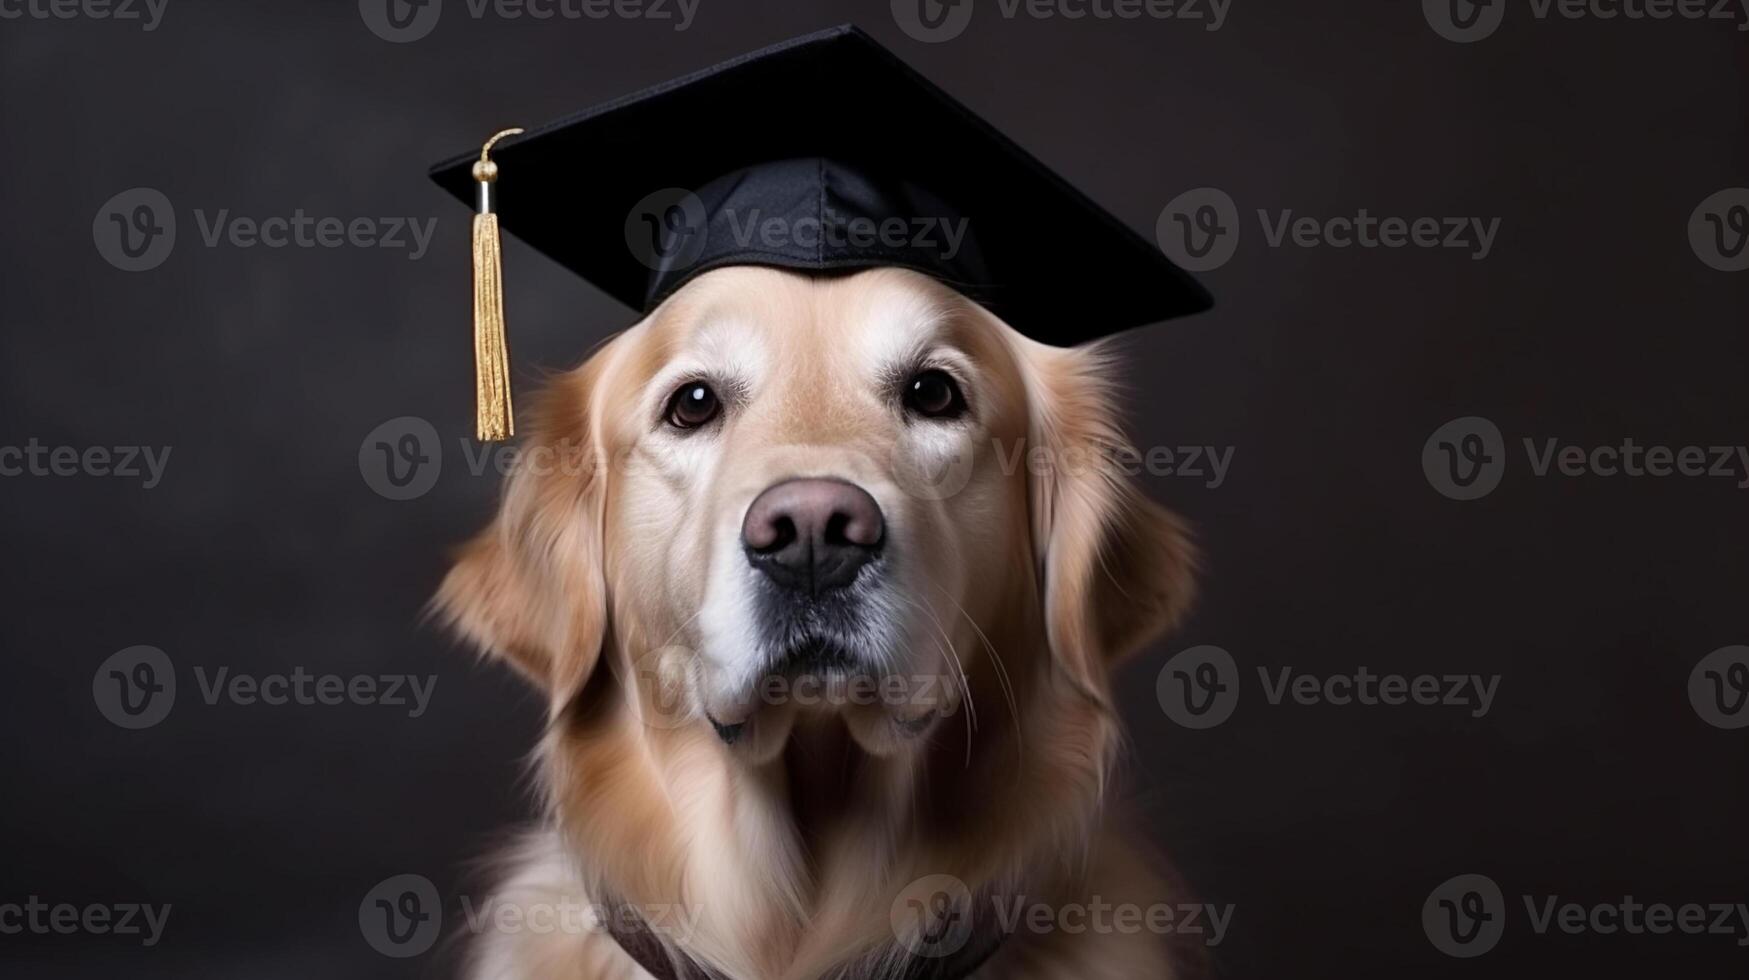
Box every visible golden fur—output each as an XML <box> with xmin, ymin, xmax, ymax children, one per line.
<box><xmin>438</xmin><ymin>267</ymin><xmax>1199</xmax><ymax>979</ymax></box>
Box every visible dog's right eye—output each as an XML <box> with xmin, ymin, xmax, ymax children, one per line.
<box><xmin>664</xmin><ymin>382</ymin><xmax>721</xmax><ymax>429</ymax></box>
<box><xmin>902</xmin><ymin>369</ymin><xmax>967</xmax><ymax>421</ymax></box>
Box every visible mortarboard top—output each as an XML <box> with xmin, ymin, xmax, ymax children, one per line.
<box><xmin>430</xmin><ymin>24</ymin><xmax>1212</xmax><ymax>351</ymax></box>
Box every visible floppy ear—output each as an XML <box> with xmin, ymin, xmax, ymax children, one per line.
<box><xmin>435</xmin><ymin>363</ymin><xmax>609</xmax><ymax>706</ymax></box>
<box><xmin>1024</xmin><ymin>341</ymin><xmax>1199</xmax><ymax>698</ymax></box>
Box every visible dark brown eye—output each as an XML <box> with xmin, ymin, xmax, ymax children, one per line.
<box><xmin>665</xmin><ymin>382</ymin><xmax>720</xmax><ymax>429</ymax></box>
<box><xmin>903</xmin><ymin>370</ymin><xmax>966</xmax><ymax>420</ymax></box>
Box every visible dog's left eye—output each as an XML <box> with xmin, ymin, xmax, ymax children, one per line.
<box><xmin>902</xmin><ymin>370</ymin><xmax>966</xmax><ymax>420</ymax></box>
<box><xmin>665</xmin><ymin>382</ymin><xmax>721</xmax><ymax>429</ymax></box>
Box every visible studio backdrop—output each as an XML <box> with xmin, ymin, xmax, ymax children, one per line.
<box><xmin>2</xmin><ymin>1</ymin><xmax>1746</xmax><ymax>977</ymax></box>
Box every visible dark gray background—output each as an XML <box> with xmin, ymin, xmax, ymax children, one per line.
<box><xmin>3</xmin><ymin>0</ymin><xmax>1746</xmax><ymax>977</ymax></box>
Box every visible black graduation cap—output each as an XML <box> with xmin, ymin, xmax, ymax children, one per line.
<box><xmin>431</xmin><ymin>24</ymin><xmax>1211</xmax><ymax>440</ymax></box>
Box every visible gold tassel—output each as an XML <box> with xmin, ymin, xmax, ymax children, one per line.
<box><xmin>471</xmin><ymin>127</ymin><xmax>523</xmax><ymax>442</ymax></box>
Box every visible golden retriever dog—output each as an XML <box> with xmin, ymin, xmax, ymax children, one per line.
<box><xmin>438</xmin><ymin>265</ymin><xmax>1199</xmax><ymax>979</ymax></box>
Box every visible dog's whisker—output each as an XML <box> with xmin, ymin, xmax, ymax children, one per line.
<box><xmin>927</xmin><ymin>580</ymin><xmax>1025</xmax><ymax>758</ymax></box>
<box><xmin>891</xmin><ymin>592</ymin><xmax>969</xmax><ymax>720</ymax></box>
<box><xmin>891</xmin><ymin>592</ymin><xmax>977</xmax><ymax>760</ymax></box>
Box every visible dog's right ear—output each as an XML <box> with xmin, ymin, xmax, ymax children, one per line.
<box><xmin>435</xmin><ymin>363</ymin><xmax>609</xmax><ymax>706</ymax></box>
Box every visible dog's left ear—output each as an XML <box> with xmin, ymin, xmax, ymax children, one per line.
<box><xmin>1024</xmin><ymin>342</ymin><xmax>1199</xmax><ymax>696</ymax></box>
<box><xmin>435</xmin><ymin>363</ymin><xmax>611</xmax><ymax>709</ymax></box>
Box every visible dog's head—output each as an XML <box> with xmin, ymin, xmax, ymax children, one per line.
<box><xmin>439</xmin><ymin>265</ymin><xmax>1195</xmax><ymax>764</ymax></box>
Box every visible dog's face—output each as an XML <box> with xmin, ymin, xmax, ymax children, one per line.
<box><xmin>605</xmin><ymin>266</ymin><xmax>1036</xmax><ymax>758</ymax></box>
<box><xmin>440</xmin><ymin>265</ymin><xmax>1195</xmax><ymax>765</ymax></box>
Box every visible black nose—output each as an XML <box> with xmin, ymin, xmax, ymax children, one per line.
<box><xmin>742</xmin><ymin>478</ymin><xmax>884</xmax><ymax>595</ymax></box>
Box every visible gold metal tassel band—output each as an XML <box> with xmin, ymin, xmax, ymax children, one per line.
<box><xmin>472</xmin><ymin>127</ymin><xmax>522</xmax><ymax>442</ymax></box>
